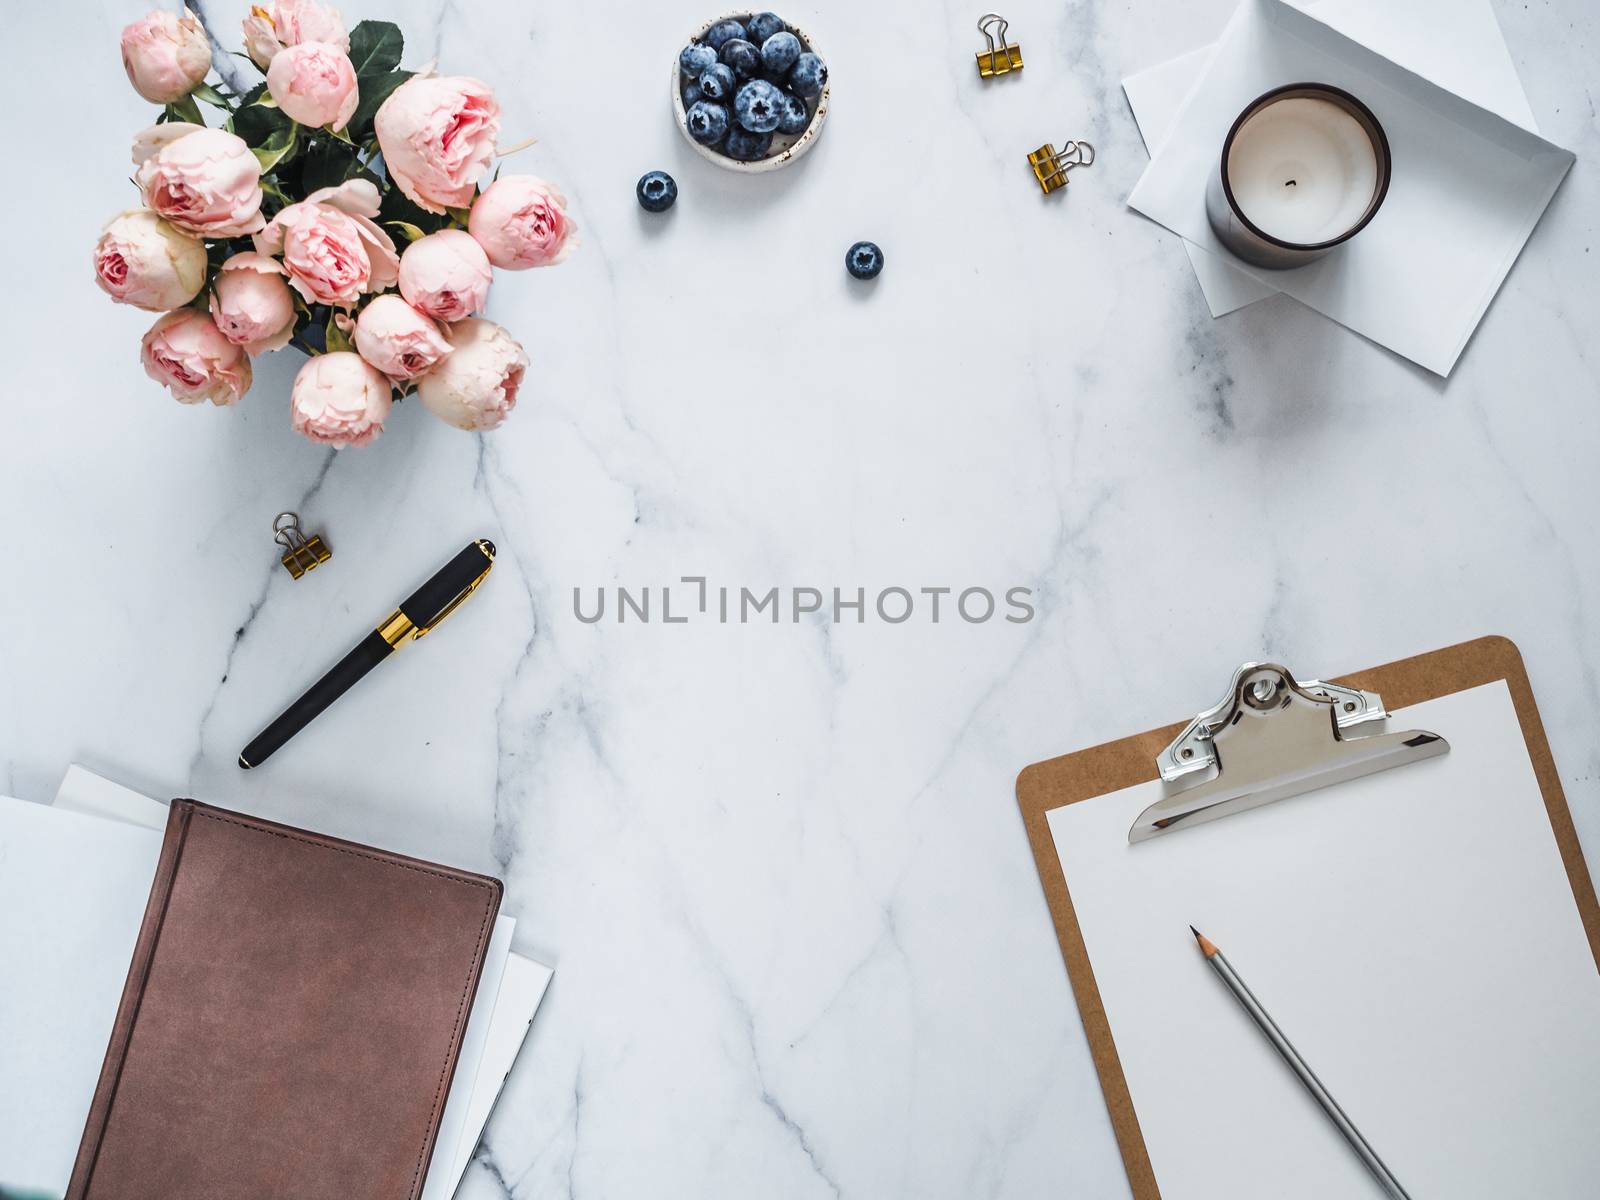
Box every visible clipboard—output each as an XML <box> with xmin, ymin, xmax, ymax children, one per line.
<box><xmin>1015</xmin><ymin>636</ymin><xmax>1600</xmax><ymax>1199</ymax></box>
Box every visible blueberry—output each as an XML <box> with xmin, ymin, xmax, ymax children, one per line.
<box><xmin>722</xmin><ymin>38</ymin><xmax>762</xmax><ymax>81</ymax></box>
<box><xmin>747</xmin><ymin>12</ymin><xmax>785</xmax><ymax>43</ymax></box>
<box><xmin>636</xmin><ymin>171</ymin><xmax>677</xmax><ymax>213</ymax></box>
<box><xmin>776</xmin><ymin>92</ymin><xmax>810</xmax><ymax>136</ymax></box>
<box><xmin>698</xmin><ymin>63</ymin><xmax>736</xmax><ymax>102</ymax></box>
<box><xmin>846</xmin><ymin>241</ymin><xmax>883</xmax><ymax>280</ymax></box>
<box><xmin>703</xmin><ymin>18</ymin><xmax>747</xmax><ymax>51</ymax></box>
<box><xmin>723</xmin><ymin>125</ymin><xmax>773</xmax><ymax>162</ymax></box>
<box><xmin>683</xmin><ymin>80</ymin><xmax>703</xmax><ymax>107</ymax></box>
<box><xmin>788</xmin><ymin>51</ymin><xmax>828</xmax><ymax>97</ymax></box>
<box><xmin>686</xmin><ymin>100</ymin><xmax>730</xmax><ymax>145</ymax></box>
<box><xmin>734</xmin><ymin>79</ymin><xmax>784</xmax><ymax>133</ymax></box>
<box><xmin>760</xmin><ymin>31</ymin><xmax>802</xmax><ymax>75</ymax></box>
<box><xmin>679</xmin><ymin>43</ymin><xmax>717</xmax><ymax>77</ymax></box>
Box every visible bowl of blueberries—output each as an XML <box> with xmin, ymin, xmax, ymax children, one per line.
<box><xmin>673</xmin><ymin>11</ymin><xmax>830</xmax><ymax>171</ymax></box>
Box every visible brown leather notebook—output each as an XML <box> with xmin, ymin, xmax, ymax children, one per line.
<box><xmin>66</xmin><ymin>799</ymin><xmax>502</xmax><ymax>1200</ymax></box>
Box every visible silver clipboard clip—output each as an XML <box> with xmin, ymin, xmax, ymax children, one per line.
<box><xmin>1128</xmin><ymin>663</ymin><xmax>1449</xmax><ymax>844</ymax></box>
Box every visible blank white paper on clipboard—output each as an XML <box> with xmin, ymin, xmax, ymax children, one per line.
<box><xmin>1047</xmin><ymin>681</ymin><xmax>1600</xmax><ymax>1199</ymax></box>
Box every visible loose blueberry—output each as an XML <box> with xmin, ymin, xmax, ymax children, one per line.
<box><xmin>734</xmin><ymin>79</ymin><xmax>784</xmax><ymax>134</ymax></box>
<box><xmin>679</xmin><ymin>43</ymin><xmax>717</xmax><ymax>77</ymax></box>
<box><xmin>703</xmin><ymin>18</ymin><xmax>747</xmax><ymax>51</ymax></box>
<box><xmin>698</xmin><ymin>63</ymin><xmax>736</xmax><ymax>102</ymax></box>
<box><xmin>788</xmin><ymin>51</ymin><xmax>828</xmax><ymax>97</ymax></box>
<box><xmin>636</xmin><ymin>171</ymin><xmax>678</xmax><ymax>213</ymax></box>
<box><xmin>686</xmin><ymin>100</ymin><xmax>731</xmax><ymax>146</ymax></box>
<box><xmin>720</xmin><ymin>38</ymin><xmax>761</xmax><ymax>81</ymax></box>
<box><xmin>776</xmin><ymin>92</ymin><xmax>810</xmax><ymax>136</ymax></box>
<box><xmin>747</xmin><ymin>12</ymin><xmax>786</xmax><ymax>44</ymax></box>
<box><xmin>760</xmin><ymin>30</ymin><xmax>802</xmax><ymax>76</ymax></box>
<box><xmin>846</xmin><ymin>241</ymin><xmax>884</xmax><ymax>280</ymax></box>
<box><xmin>683</xmin><ymin>80</ymin><xmax>703</xmax><ymax>107</ymax></box>
<box><xmin>723</xmin><ymin>125</ymin><xmax>774</xmax><ymax>162</ymax></box>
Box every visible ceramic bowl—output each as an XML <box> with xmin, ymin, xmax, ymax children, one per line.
<box><xmin>671</xmin><ymin>12</ymin><xmax>830</xmax><ymax>173</ymax></box>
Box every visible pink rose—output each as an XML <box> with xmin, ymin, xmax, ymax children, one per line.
<box><xmin>397</xmin><ymin>230</ymin><xmax>492</xmax><ymax>322</ymax></box>
<box><xmin>94</xmin><ymin>209</ymin><xmax>207</xmax><ymax>312</ymax></box>
<box><xmin>120</xmin><ymin>8</ymin><xmax>211</xmax><ymax>104</ymax></box>
<box><xmin>374</xmin><ymin>76</ymin><xmax>500</xmax><ymax>214</ymax></box>
<box><xmin>210</xmin><ymin>253</ymin><xmax>297</xmax><ymax>354</ymax></box>
<box><xmin>255</xmin><ymin>179</ymin><xmax>399</xmax><ymax>306</ymax></box>
<box><xmin>353</xmin><ymin>295</ymin><xmax>451</xmax><ymax>382</ymax></box>
<box><xmin>417</xmin><ymin>318</ymin><xmax>527</xmax><ymax>431</ymax></box>
<box><xmin>290</xmin><ymin>352</ymin><xmax>392</xmax><ymax>448</ymax></box>
<box><xmin>467</xmin><ymin>175</ymin><xmax>578</xmax><ymax>270</ymax></box>
<box><xmin>266</xmin><ymin>41</ymin><xmax>358</xmax><ymax>131</ymax></box>
<box><xmin>242</xmin><ymin>1</ymin><xmax>348</xmax><ymax>69</ymax></box>
<box><xmin>134</xmin><ymin>123</ymin><xmax>265</xmax><ymax>238</ymax></box>
<box><xmin>140</xmin><ymin>309</ymin><xmax>253</xmax><ymax>406</ymax></box>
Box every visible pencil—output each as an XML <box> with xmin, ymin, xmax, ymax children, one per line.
<box><xmin>1190</xmin><ymin>926</ymin><xmax>1412</xmax><ymax>1200</ymax></box>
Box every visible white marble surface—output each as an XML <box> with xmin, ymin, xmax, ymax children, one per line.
<box><xmin>4</xmin><ymin>0</ymin><xmax>1599</xmax><ymax>1196</ymax></box>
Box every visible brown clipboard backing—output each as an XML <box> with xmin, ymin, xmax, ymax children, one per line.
<box><xmin>1015</xmin><ymin>636</ymin><xmax>1600</xmax><ymax>1200</ymax></box>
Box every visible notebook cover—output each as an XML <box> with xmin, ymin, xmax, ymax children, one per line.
<box><xmin>1014</xmin><ymin>635</ymin><xmax>1600</xmax><ymax>1199</ymax></box>
<box><xmin>65</xmin><ymin>799</ymin><xmax>503</xmax><ymax>1200</ymax></box>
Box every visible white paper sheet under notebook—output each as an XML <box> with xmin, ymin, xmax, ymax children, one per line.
<box><xmin>1122</xmin><ymin>0</ymin><xmax>1540</xmax><ymax>316</ymax></box>
<box><xmin>0</xmin><ymin>797</ymin><xmax>165</xmax><ymax>1195</ymax></box>
<box><xmin>1124</xmin><ymin>0</ymin><xmax>1573</xmax><ymax>375</ymax></box>
<box><xmin>1047</xmin><ymin>681</ymin><xmax>1600</xmax><ymax>1198</ymax></box>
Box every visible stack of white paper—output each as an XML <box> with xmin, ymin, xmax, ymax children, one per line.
<box><xmin>1124</xmin><ymin>0</ymin><xmax>1573</xmax><ymax>375</ymax></box>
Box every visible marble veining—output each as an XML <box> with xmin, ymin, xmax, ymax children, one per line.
<box><xmin>5</xmin><ymin>0</ymin><xmax>1600</xmax><ymax>1197</ymax></box>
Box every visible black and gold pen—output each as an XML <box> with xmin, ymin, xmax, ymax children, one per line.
<box><xmin>238</xmin><ymin>539</ymin><xmax>495</xmax><ymax>769</ymax></box>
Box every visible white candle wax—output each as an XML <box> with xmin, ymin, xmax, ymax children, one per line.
<box><xmin>1226</xmin><ymin>96</ymin><xmax>1379</xmax><ymax>245</ymax></box>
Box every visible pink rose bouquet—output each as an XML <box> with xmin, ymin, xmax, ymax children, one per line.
<box><xmin>100</xmin><ymin>9</ymin><xmax>574</xmax><ymax>448</ymax></box>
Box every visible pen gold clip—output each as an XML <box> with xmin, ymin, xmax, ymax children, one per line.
<box><xmin>415</xmin><ymin>554</ymin><xmax>493</xmax><ymax>638</ymax></box>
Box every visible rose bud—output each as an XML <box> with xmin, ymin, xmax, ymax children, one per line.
<box><xmin>290</xmin><ymin>352</ymin><xmax>393</xmax><ymax>448</ymax></box>
<box><xmin>120</xmin><ymin>8</ymin><xmax>212</xmax><ymax>104</ymax></box>
<box><xmin>397</xmin><ymin>230</ymin><xmax>493</xmax><ymax>322</ymax></box>
<box><xmin>243</xmin><ymin>0</ymin><xmax>349</xmax><ymax>69</ymax></box>
<box><xmin>94</xmin><ymin>209</ymin><xmax>207</xmax><ymax>312</ymax></box>
<box><xmin>417</xmin><ymin>318</ymin><xmax>528</xmax><ymax>431</ymax></box>
<box><xmin>255</xmin><ymin>180</ymin><xmax>399</xmax><ymax>306</ymax></box>
<box><xmin>467</xmin><ymin>175</ymin><xmax>578</xmax><ymax>270</ymax></box>
<box><xmin>210</xmin><ymin>253</ymin><xmax>297</xmax><ymax>355</ymax></box>
<box><xmin>134</xmin><ymin>124</ymin><xmax>265</xmax><ymax>238</ymax></box>
<box><xmin>354</xmin><ymin>295</ymin><xmax>452</xmax><ymax>382</ymax></box>
<box><xmin>140</xmin><ymin>309</ymin><xmax>253</xmax><ymax>407</ymax></box>
<box><xmin>375</xmin><ymin>76</ymin><xmax>501</xmax><ymax>214</ymax></box>
<box><xmin>266</xmin><ymin>41</ymin><xmax>358</xmax><ymax>131</ymax></box>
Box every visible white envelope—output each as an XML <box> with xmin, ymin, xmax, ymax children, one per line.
<box><xmin>1123</xmin><ymin>0</ymin><xmax>1540</xmax><ymax>317</ymax></box>
<box><xmin>1125</xmin><ymin>0</ymin><xmax>1573</xmax><ymax>375</ymax></box>
<box><xmin>0</xmin><ymin>797</ymin><xmax>165</xmax><ymax>1195</ymax></box>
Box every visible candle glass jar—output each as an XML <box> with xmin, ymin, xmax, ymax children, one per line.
<box><xmin>1205</xmin><ymin>82</ymin><xmax>1391</xmax><ymax>270</ymax></box>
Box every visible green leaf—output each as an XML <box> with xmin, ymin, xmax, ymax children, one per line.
<box><xmin>348</xmin><ymin>20</ymin><xmax>404</xmax><ymax>78</ymax></box>
<box><xmin>347</xmin><ymin>68</ymin><xmax>413</xmax><ymax>142</ymax></box>
<box><xmin>379</xmin><ymin>183</ymin><xmax>450</xmax><ymax>235</ymax></box>
<box><xmin>300</xmin><ymin>137</ymin><xmax>359</xmax><ymax>194</ymax></box>
<box><xmin>192</xmin><ymin>81</ymin><xmax>231</xmax><ymax>109</ymax></box>
<box><xmin>384</xmin><ymin>220</ymin><xmax>428</xmax><ymax>242</ymax></box>
<box><xmin>325</xmin><ymin>314</ymin><xmax>354</xmax><ymax>354</ymax></box>
<box><xmin>165</xmin><ymin>94</ymin><xmax>204</xmax><ymax>125</ymax></box>
<box><xmin>251</xmin><ymin>122</ymin><xmax>299</xmax><ymax>173</ymax></box>
<box><xmin>230</xmin><ymin>99</ymin><xmax>290</xmax><ymax>147</ymax></box>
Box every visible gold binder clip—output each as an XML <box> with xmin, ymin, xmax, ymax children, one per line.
<box><xmin>1028</xmin><ymin>138</ymin><xmax>1095</xmax><ymax>195</ymax></box>
<box><xmin>274</xmin><ymin>511</ymin><xmax>332</xmax><ymax>579</ymax></box>
<box><xmin>976</xmin><ymin>14</ymin><xmax>1023</xmax><ymax>77</ymax></box>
